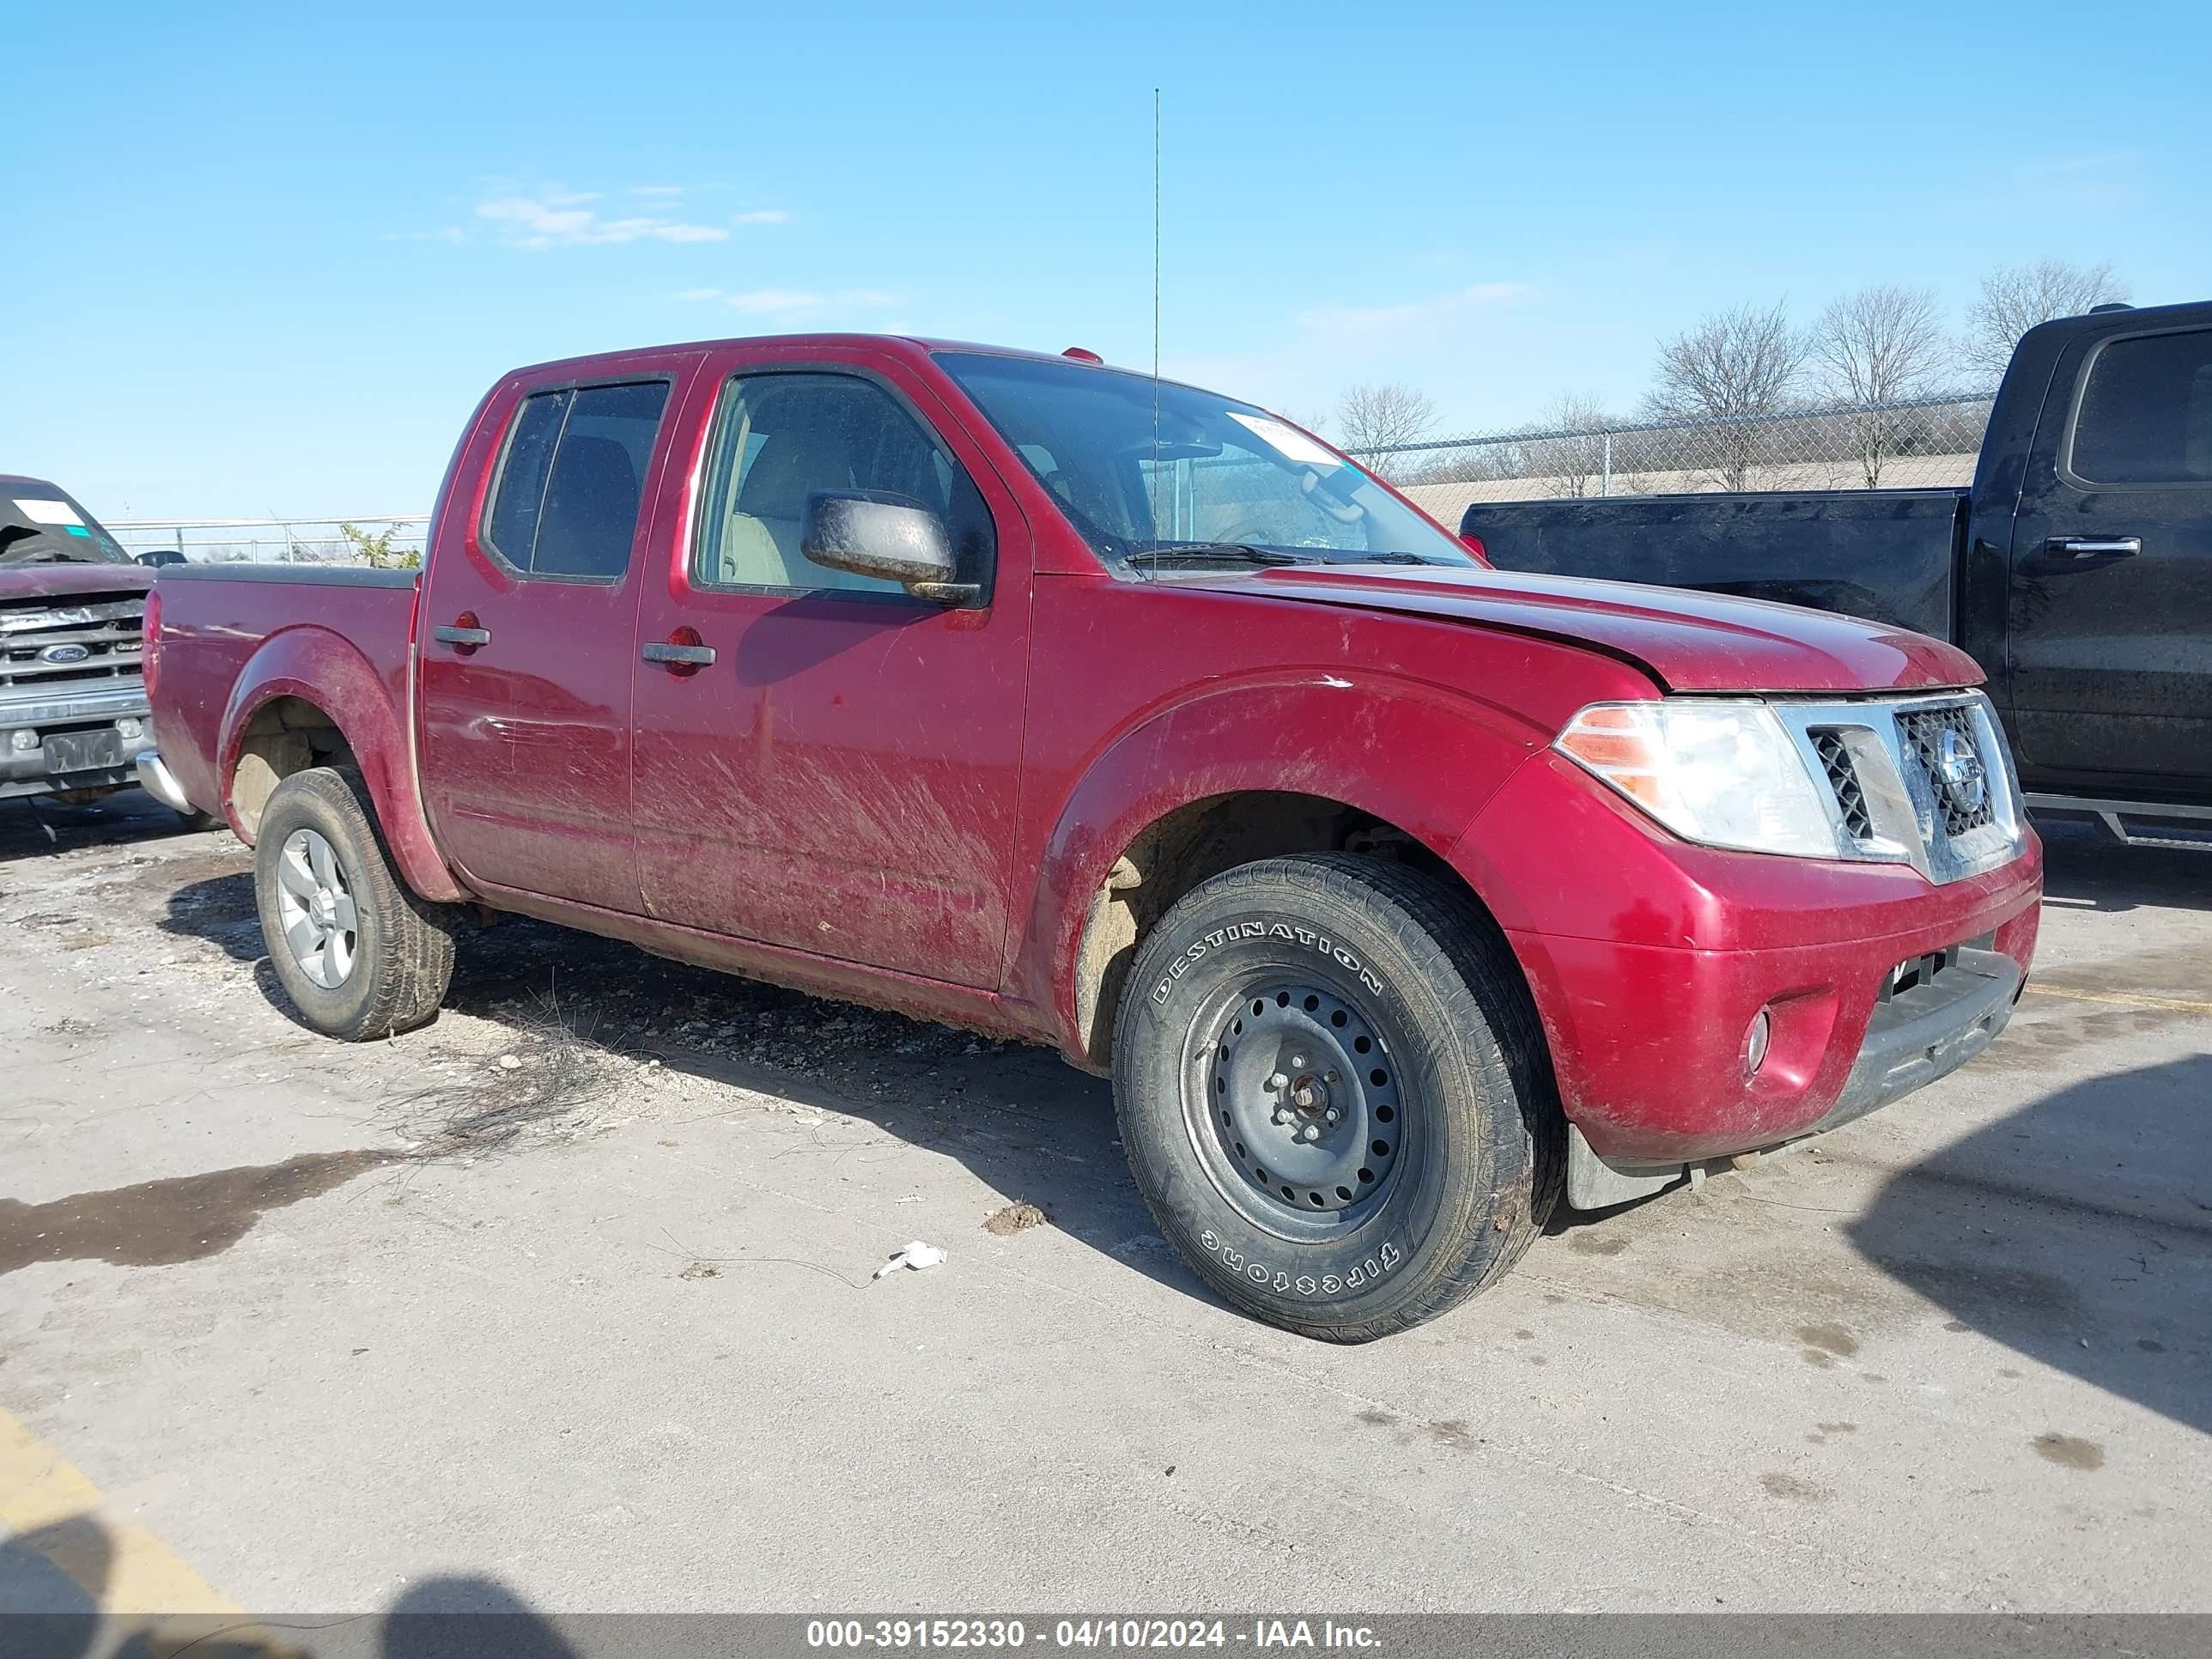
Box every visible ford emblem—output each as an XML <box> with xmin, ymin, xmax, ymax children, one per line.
<box><xmin>39</xmin><ymin>642</ymin><xmax>93</xmax><ymax>665</ymax></box>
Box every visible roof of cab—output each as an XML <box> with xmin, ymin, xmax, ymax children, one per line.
<box><xmin>500</xmin><ymin>333</ymin><xmax>1211</xmax><ymax>393</ymax></box>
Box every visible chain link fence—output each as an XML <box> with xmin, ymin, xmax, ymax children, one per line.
<box><xmin>104</xmin><ymin>395</ymin><xmax>1994</xmax><ymax>562</ymax></box>
<box><xmin>1349</xmin><ymin>393</ymin><xmax>1992</xmax><ymax>528</ymax></box>
<box><xmin>105</xmin><ymin>515</ymin><xmax>429</xmax><ymax>564</ymax></box>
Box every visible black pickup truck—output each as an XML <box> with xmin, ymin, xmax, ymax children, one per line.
<box><xmin>1462</xmin><ymin>300</ymin><xmax>2212</xmax><ymax>849</ymax></box>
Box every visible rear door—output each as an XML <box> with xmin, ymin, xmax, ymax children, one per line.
<box><xmin>417</xmin><ymin>368</ymin><xmax>686</xmax><ymax>911</ymax></box>
<box><xmin>2008</xmin><ymin>322</ymin><xmax>2212</xmax><ymax>792</ymax></box>
<box><xmin>628</xmin><ymin>347</ymin><xmax>1032</xmax><ymax>988</ymax></box>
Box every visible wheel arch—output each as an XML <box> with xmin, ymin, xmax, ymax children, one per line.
<box><xmin>1017</xmin><ymin>677</ymin><xmax>1549</xmax><ymax>1072</ymax></box>
<box><xmin>219</xmin><ymin>629</ymin><xmax>465</xmax><ymax>902</ymax></box>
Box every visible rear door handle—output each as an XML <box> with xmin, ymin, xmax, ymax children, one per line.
<box><xmin>641</xmin><ymin>641</ymin><xmax>716</xmax><ymax>667</ymax></box>
<box><xmin>431</xmin><ymin>623</ymin><xmax>492</xmax><ymax>647</ymax></box>
<box><xmin>2045</xmin><ymin>535</ymin><xmax>2142</xmax><ymax>561</ymax></box>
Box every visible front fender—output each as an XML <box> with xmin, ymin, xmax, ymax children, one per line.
<box><xmin>220</xmin><ymin>627</ymin><xmax>465</xmax><ymax>902</ymax></box>
<box><xmin>1011</xmin><ymin>670</ymin><xmax>1552</xmax><ymax>1057</ymax></box>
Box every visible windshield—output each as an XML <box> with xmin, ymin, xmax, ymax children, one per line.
<box><xmin>935</xmin><ymin>353</ymin><xmax>1474</xmax><ymax>573</ymax></box>
<box><xmin>0</xmin><ymin>483</ymin><xmax>135</xmax><ymax>565</ymax></box>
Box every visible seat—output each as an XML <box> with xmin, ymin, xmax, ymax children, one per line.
<box><xmin>720</xmin><ymin>429</ymin><xmax>830</xmax><ymax>587</ymax></box>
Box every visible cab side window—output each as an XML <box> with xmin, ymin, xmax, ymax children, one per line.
<box><xmin>483</xmin><ymin>380</ymin><xmax>672</xmax><ymax>579</ymax></box>
<box><xmin>2069</xmin><ymin>330</ymin><xmax>2212</xmax><ymax>486</ymax></box>
<box><xmin>693</xmin><ymin>372</ymin><xmax>992</xmax><ymax>594</ymax></box>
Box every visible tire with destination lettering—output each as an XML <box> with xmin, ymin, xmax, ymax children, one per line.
<box><xmin>254</xmin><ymin>766</ymin><xmax>456</xmax><ymax>1041</ymax></box>
<box><xmin>1113</xmin><ymin>853</ymin><xmax>1561</xmax><ymax>1341</ymax></box>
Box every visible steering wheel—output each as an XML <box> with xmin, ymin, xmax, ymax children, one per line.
<box><xmin>1208</xmin><ymin>518</ymin><xmax>1277</xmax><ymax>545</ymax></box>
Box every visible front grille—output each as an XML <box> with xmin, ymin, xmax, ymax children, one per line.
<box><xmin>1896</xmin><ymin>704</ymin><xmax>1997</xmax><ymax>839</ymax></box>
<box><xmin>1810</xmin><ymin>729</ymin><xmax>1874</xmax><ymax>841</ymax></box>
<box><xmin>0</xmin><ymin>594</ymin><xmax>146</xmax><ymax>693</ymax></box>
<box><xmin>1772</xmin><ymin>693</ymin><xmax>2021</xmax><ymax>885</ymax></box>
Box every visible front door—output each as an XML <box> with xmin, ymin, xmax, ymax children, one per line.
<box><xmin>417</xmin><ymin>372</ymin><xmax>680</xmax><ymax>912</ymax></box>
<box><xmin>2008</xmin><ymin>322</ymin><xmax>2212</xmax><ymax>792</ymax></box>
<box><xmin>629</xmin><ymin>353</ymin><xmax>1032</xmax><ymax>988</ymax></box>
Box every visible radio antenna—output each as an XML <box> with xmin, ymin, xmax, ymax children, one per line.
<box><xmin>1148</xmin><ymin>86</ymin><xmax>1162</xmax><ymax>574</ymax></box>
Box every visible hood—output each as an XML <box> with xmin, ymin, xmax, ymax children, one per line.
<box><xmin>0</xmin><ymin>563</ymin><xmax>155</xmax><ymax>605</ymax></box>
<box><xmin>1196</xmin><ymin>562</ymin><xmax>1981</xmax><ymax>696</ymax></box>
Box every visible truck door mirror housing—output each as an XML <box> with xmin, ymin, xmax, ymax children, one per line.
<box><xmin>802</xmin><ymin>491</ymin><xmax>975</xmax><ymax>604</ymax></box>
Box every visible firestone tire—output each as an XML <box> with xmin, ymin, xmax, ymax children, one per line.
<box><xmin>253</xmin><ymin>766</ymin><xmax>456</xmax><ymax>1041</ymax></box>
<box><xmin>1113</xmin><ymin>854</ymin><xmax>1562</xmax><ymax>1342</ymax></box>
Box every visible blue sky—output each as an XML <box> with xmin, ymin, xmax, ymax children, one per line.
<box><xmin>9</xmin><ymin>0</ymin><xmax>2209</xmax><ymax>519</ymax></box>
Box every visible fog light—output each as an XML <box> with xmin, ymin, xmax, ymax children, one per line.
<box><xmin>1745</xmin><ymin>1008</ymin><xmax>1773</xmax><ymax>1076</ymax></box>
<box><xmin>116</xmin><ymin>716</ymin><xmax>143</xmax><ymax>739</ymax></box>
<box><xmin>9</xmin><ymin>729</ymin><xmax>38</xmax><ymax>753</ymax></box>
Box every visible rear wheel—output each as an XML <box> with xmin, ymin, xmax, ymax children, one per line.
<box><xmin>1113</xmin><ymin>854</ymin><xmax>1560</xmax><ymax>1341</ymax></box>
<box><xmin>253</xmin><ymin>766</ymin><xmax>455</xmax><ymax>1039</ymax></box>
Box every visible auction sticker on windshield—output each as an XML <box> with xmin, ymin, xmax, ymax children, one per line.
<box><xmin>1227</xmin><ymin>413</ymin><xmax>1342</xmax><ymax>469</ymax></box>
<box><xmin>13</xmin><ymin>499</ymin><xmax>84</xmax><ymax>526</ymax></box>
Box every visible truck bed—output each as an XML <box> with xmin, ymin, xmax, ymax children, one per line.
<box><xmin>152</xmin><ymin>562</ymin><xmax>420</xmax><ymax>818</ymax></box>
<box><xmin>1460</xmin><ymin>488</ymin><xmax>1968</xmax><ymax>640</ymax></box>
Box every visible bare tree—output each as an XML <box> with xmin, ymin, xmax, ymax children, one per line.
<box><xmin>1646</xmin><ymin>301</ymin><xmax>1807</xmax><ymax>489</ymax></box>
<box><xmin>1529</xmin><ymin>392</ymin><xmax>1617</xmax><ymax>497</ymax></box>
<box><xmin>1812</xmin><ymin>285</ymin><xmax>1949</xmax><ymax>485</ymax></box>
<box><xmin>1334</xmin><ymin>382</ymin><xmax>1438</xmax><ymax>482</ymax></box>
<box><xmin>1964</xmin><ymin>258</ymin><xmax>2128</xmax><ymax>381</ymax></box>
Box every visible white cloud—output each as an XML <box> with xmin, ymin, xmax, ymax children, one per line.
<box><xmin>726</xmin><ymin>288</ymin><xmax>825</xmax><ymax>314</ymax></box>
<box><xmin>475</xmin><ymin>187</ymin><xmax>730</xmax><ymax>248</ymax></box>
<box><xmin>631</xmin><ymin>184</ymin><xmax>686</xmax><ymax>198</ymax></box>
<box><xmin>723</xmin><ymin>287</ymin><xmax>899</xmax><ymax>319</ymax></box>
<box><xmin>1297</xmin><ymin>282</ymin><xmax>1531</xmax><ymax>340</ymax></box>
<box><xmin>731</xmin><ymin>209</ymin><xmax>793</xmax><ymax>226</ymax></box>
<box><xmin>1166</xmin><ymin>277</ymin><xmax>1536</xmax><ymax>422</ymax></box>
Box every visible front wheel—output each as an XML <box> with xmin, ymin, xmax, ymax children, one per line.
<box><xmin>1114</xmin><ymin>854</ymin><xmax>1561</xmax><ymax>1341</ymax></box>
<box><xmin>253</xmin><ymin>766</ymin><xmax>456</xmax><ymax>1040</ymax></box>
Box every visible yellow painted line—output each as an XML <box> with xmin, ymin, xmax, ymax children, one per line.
<box><xmin>2025</xmin><ymin>985</ymin><xmax>2212</xmax><ymax>1017</ymax></box>
<box><xmin>0</xmin><ymin>1407</ymin><xmax>239</xmax><ymax>1617</ymax></box>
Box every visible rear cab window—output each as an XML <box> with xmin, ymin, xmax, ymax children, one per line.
<box><xmin>481</xmin><ymin>380</ymin><xmax>672</xmax><ymax>579</ymax></box>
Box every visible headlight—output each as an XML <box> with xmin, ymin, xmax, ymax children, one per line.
<box><xmin>1555</xmin><ymin>700</ymin><xmax>1839</xmax><ymax>857</ymax></box>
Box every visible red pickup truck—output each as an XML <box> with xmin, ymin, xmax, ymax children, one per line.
<box><xmin>143</xmin><ymin>335</ymin><xmax>2043</xmax><ymax>1340</ymax></box>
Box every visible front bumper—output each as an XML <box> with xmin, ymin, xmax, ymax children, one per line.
<box><xmin>0</xmin><ymin>701</ymin><xmax>156</xmax><ymax>801</ymax></box>
<box><xmin>1560</xmin><ymin>942</ymin><xmax>2024</xmax><ymax>1207</ymax></box>
<box><xmin>1455</xmin><ymin>748</ymin><xmax>2044</xmax><ymax>1200</ymax></box>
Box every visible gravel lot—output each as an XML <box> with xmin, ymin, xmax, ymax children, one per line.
<box><xmin>2</xmin><ymin>791</ymin><xmax>2206</xmax><ymax>1619</ymax></box>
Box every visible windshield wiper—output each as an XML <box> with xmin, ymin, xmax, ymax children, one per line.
<box><xmin>1346</xmin><ymin>550</ymin><xmax>1455</xmax><ymax>566</ymax></box>
<box><xmin>1138</xmin><ymin>541</ymin><xmax>1311</xmax><ymax>568</ymax></box>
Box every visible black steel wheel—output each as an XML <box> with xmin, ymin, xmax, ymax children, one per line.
<box><xmin>1114</xmin><ymin>853</ymin><xmax>1561</xmax><ymax>1341</ymax></box>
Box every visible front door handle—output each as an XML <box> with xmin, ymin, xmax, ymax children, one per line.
<box><xmin>641</xmin><ymin>641</ymin><xmax>716</xmax><ymax>667</ymax></box>
<box><xmin>431</xmin><ymin>623</ymin><xmax>492</xmax><ymax>647</ymax></box>
<box><xmin>2045</xmin><ymin>535</ymin><xmax>2142</xmax><ymax>561</ymax></box>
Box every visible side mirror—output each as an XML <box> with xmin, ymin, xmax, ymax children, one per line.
<box><xmin>801</xmin><ymin>491</ymin><xmax>976</xmax><ymax>604</ymax></box>
<box><xmin>136</xmin><ymin>549</ymin><xmax>186</xmax><ymax>568</ymax></box>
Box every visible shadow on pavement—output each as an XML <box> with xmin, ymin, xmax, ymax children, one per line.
<box><xmin>0</xmin><ymin>791</ymin><xmax>205</xmax><ymax>869</ymax></box>
<box><xmin>2036</xmin><ymin>817</ymin><xmax>2211</xmax><ymax>915</ymax></box>
<box><xmin>159</xmin><ymin>875</ymin><xmax>1206</xmax><ymax>1314</ymax></box>
<box><xmin>383</xmin><ymin>1577</ymin><xmax>580</xmax><ymax>1659</ymax></box>
<box><xmin>0</xmin><ymin>1513</ymin><xmax>104</xmax><ymax>1656</ymax></box>
<box><xmin>1849</xmin><ymin>1053</ymin><xmax>2212</xmax><ymax>1437</ymax></box>
<box><xmin>0</xmin><ymin>1511</ymin><xmax>577</xmax><ymax>1656</ymax></box>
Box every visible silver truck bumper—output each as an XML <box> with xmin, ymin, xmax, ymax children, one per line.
<box><xmin>135</xmin><ymin>750</ymin><xmax>195</xmax><ymax>813</ymax></box>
